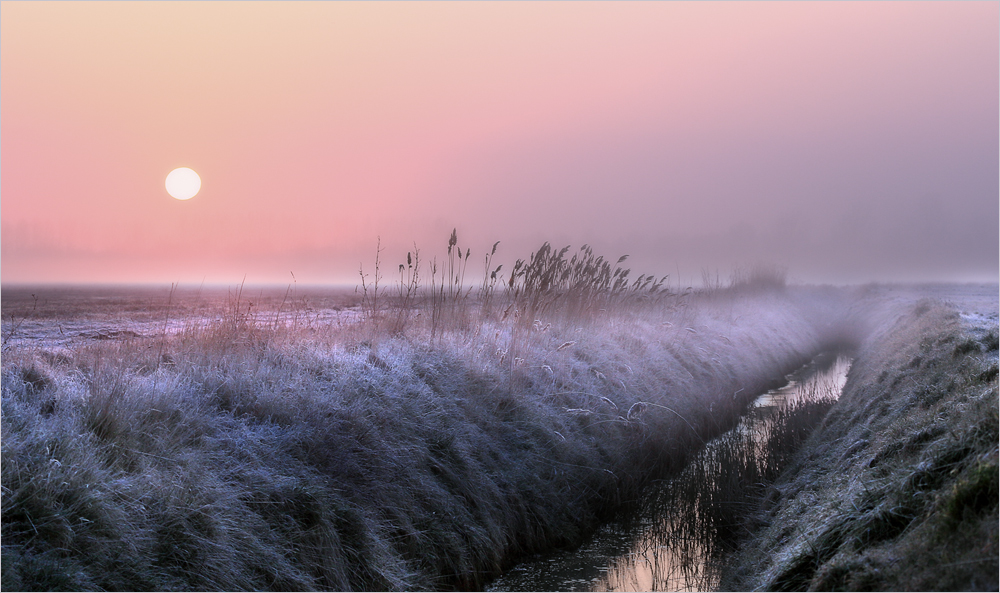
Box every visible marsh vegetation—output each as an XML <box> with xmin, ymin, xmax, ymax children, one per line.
<box><xmin>722</xmin><ymin>297</ymin><xmax>999</xmax><ymax>591</ymax></box>
<box><xmin>487</xmin><ymin>352</ymin><xmax>850</xmax><ymax>592</ymax></box>
<box><xmin>2</xmin><ymin>233</ymin><xmax>994</xmax><ymax>591</ymax></box>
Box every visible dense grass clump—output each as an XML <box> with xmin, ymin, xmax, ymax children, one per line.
<box><xmin>1</xmin><ymin>234</ymin><xmax>852</xmax><ymax>591</ymax></box>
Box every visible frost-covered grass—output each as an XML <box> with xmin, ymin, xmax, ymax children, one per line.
<box><xmin>1</xmin><ymin>238</ymin><xmax>852</xmax><ymax>590</ymax></box>
<box><xmin>722</xmin><ymin>296</ymin><xmax>999</xmax><ymax>591</ymax></box>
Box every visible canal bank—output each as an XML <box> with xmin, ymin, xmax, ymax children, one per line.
<box><xmin>722</xmin><ymin>295</ymin><xmax>999</xmax><ymax>591</ymax></box>
<box><xmin>1</xmin><ymin>285</ymin><xmax>854</xmax><ymax>591</ymax></box>
<box><xmin>487</xmin><ymin>351</ymin><xmax>853</xmax><ymax>592</ymax></box>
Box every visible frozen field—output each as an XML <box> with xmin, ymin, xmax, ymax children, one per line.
<box><xmin>1</xmin><ymin>284</ymin><xmax>361</xmax><ymax>350</ymax></box>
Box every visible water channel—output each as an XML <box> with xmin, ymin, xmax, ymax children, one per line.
<box><xmin>487</xmin><ymin>351</ymin><xmax>853</xmax><ymax>592</ymax></box>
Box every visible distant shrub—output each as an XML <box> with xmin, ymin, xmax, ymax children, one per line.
<box><xmin>729</xmin><ymin>263</ymin><xmax>787</xmax><ymax>292</ymax></box>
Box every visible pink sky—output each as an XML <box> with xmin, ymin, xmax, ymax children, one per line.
<box><xmin>2</xmin><ymin>2</ymin><xmax>997</xmax><ymax>286</ymax></box>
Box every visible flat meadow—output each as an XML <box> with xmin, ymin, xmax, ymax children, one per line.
<box><xmin>1</xmin><ymin>237</ymin><xmax>995</xmax><ymax>591</ymax></box>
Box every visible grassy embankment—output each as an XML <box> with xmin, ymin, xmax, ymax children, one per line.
<box><xmin>2</xmin><ymin>236</ymin><xmax>852</xmax><ymax>591</ymax></box>
<box><xmin>722</xmin><ymin>294</ymin><xmax>999</xmax><ymax>591</ymax></box>
<box><xmin>600</xmin><ymin>369</ymin><xmax>844</xmax><ymax>592</ymax></box>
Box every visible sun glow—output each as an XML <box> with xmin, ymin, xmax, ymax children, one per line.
<box><xmin>165</xmin><ymin>167</ymin><xmax>201</xmax><ymax>200</ymax></box>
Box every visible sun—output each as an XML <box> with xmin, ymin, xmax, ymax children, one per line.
<box><xmin>165</xmin><ymin>167</ymin><xmax>201</xmax><ymax>200</ymax></box>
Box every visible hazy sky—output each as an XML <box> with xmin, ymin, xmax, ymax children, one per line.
<box><xmin>2</xmin><ymin>2</ymin><xmax>997</xmax><ymax>286</ymax></box>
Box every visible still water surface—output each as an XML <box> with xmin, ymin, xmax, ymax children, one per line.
<box><xmin>488</xmin><ymin>352</ymin><xmax>852</xmax><ymax>592</ymax></box>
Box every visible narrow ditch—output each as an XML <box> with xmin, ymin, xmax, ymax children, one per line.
<box><xmin>487</xmin><ymin>351</ymin><xmax>853</xmax><ymax>592</ymax></box>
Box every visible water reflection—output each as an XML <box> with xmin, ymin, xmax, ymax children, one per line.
<box><xmin>488</xmin><ymin>353</ymin><xmax>853</xmax><ymax>592</ymax></box>
<box><xmin>754</xmin><ymin>351</ymin><xmax>851</xmax><ymax>410</ymax></box>
<box><xmin>594</xmin><ymin>533</ymin><xmax>711</xmax><ymax>592</ymax></box>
